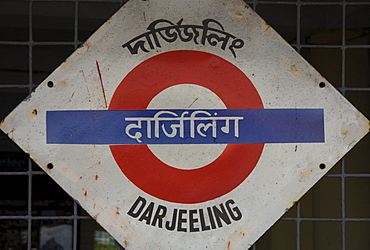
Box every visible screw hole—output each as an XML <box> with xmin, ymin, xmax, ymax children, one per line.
<box><xmin>319</xmin><ymin>163</ymin><xmax>326</xmax><ymax>170</ymax></box>
<box><xmin>47</xmin><ymin>163</ymin><xmax>54</xmax><ymax>170</ymax></box>
<box><xmin>47</xmin><ymin>81</ymin><xmax>54</xmax><ymax>88</ymax></box>
<box><xmin>319</xmin><ymin>82</ymin><xmax>326</xmax><ymax>88</ymax></box>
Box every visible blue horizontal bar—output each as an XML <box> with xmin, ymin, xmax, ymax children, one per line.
<box><xmin>46</xmin><ymin>109</ymin><xmax>324</xmax><ymax>145</ymax></box>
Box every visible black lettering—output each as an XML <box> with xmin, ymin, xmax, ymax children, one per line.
<box><xmin>212</xmin><ymin>204</ymin><xmax>231</xmax><ymax>227</ymax></box>
<box><xmin>151</xmin><ymin>205</ymin><xmax>167</xmax><ymax>228</ymax></box>
<box><xmin>225</xmin><ymin>199</ymin><xmax>242</xmax><ymax>221</ymax></box>
<box><xmin>189</xmin><ymin>209</ymin><xmax>199</xmax><ymax>232</ymax></box>
<box><xmin>122</xmin><ymin>19</ymin><xmax>244</xmax><ymax>58</ymax></box>
<box><xmin>128</xmin><ymin>197</ymin><xmax>241</xmax><ymax>232</ymax></box>
<box><xmin>177</xmin><ymin>209</ymin><xmax>187</xmax><ymax>232</ymax></box>
<box><xmin>138</xmin><ymin>202</ymin><xmax>154</xmax><ymax>224</ymax></box>
<box><xmin>127</xmin><ymin>196</ymin><xmax>146</xmax><ymax>218</ymax></box>
<box><xmin>199</xmin><ymin>209</ymin><xmax>210</xmax><ymax>231</ymax></box>
<box><xmin>207</xmin><ymin>207</ymin><xmax>216</xmax><ymax>229</ymax></box>
<box><xmin>165</xmin><ymin>209</ymin><xmax>177</xmax><ymax>231</ymax></box>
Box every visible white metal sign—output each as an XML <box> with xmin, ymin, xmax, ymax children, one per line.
<box><xmin>1</xmin><ymin>0</ymin><xmax>369</xmax><ymax>249</ymax></box>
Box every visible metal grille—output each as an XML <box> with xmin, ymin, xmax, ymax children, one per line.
<box><xmin>0</xmin><ymin>0</ymin><xmax>368</xmax><ymax>249</ymax></box>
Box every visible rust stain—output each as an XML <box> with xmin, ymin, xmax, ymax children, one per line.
<box><xmin>6</xmin><ymin>127</ymin><xmax>15</xmax><ymax>134</ymax></box>
<box><xmin>362</xmin><ymin>115</ymin><xmax>370</xmax><ymax>131</ymax></box>
<box><xmin>59</xmin><ymin>60</ymin><xmax>68</xmax><ymax>68</ymax></box>
<box><xmin>95</xmin><ymin>174</ymin><xmax>99</xmax><ymax>180</ymax></box>
<box><xmin>116</xmin><ymin>207</ymin><xmax>120</xmax><ymax>215</ymax></box>
<box><xmin>124</xmin><ymin>240</ymin><xmax>129</xmax><ymax>248</ymax></box>
<box><xmin>299</xmin><ymin>168</ymin><xmax>314</xmax><ymax>182</ymax></box>
<box><xmin>291</xmin><ymin>200</ymin><xmax>299</xmax><ymax>206</ymax></box>
<box><xmin>31</xmin><ymin>109</ymin><xmax>37</xmax><ymax>116</ymax></box>
<box><xmin>61</xmin><ymin>80</ymin><xmax>67</xmax><ymax>85</ymax></box>
<box><xmin>97</xmin><ymin>161</ymin><xmax>101</xmax><ymax>165</ymax></box>
<box><xmin>291</xmin><ymin>191</ymin><xmax>307</xmax><ymax>207</ymax></box>
<box><xmin>227</xmin><ymin>241</ymin><xmax>231</xmax><ymax>250</ymax></box>
<box><xmin>84</xmin><ymin>41</ymin><xmax>92</xmax><ymax>48</ymax></box>
<box><xmin>84</xmin><ymin>191</ymin><xmax>88</xmax><ymax>197</ymax></box>
<box><xmin>96</xmin><ymin>61</ymin><xmax>108</xmax><ymax>109</ymax></box>
<box><xmin>342</xmin><ymin>130</ymin><xmax>349</xmax><ymax>138</ymax></box>
<box><xmin>79</xmin><ymin>176</ymin><xmax>83</xmax><ymax>180</ymax></box>
<box><xmin>290</xmin><ymin>64</ymin><xmax>298</xmax><ymax>73</ymax></box>
<box><xmin>30</xmin><ymin>156</ymin><xmax>38</xmax><ymax>163</ymax></box>
<box><xmin>263</xmin><ymin>21</ymin><xmax>271</xmax><ymax>32</ymax></box>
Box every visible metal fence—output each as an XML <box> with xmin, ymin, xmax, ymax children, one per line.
<box><xmin>0</xmin><ymin>0</ymin><xmax>368</xmax><ymax>249</ymax></box>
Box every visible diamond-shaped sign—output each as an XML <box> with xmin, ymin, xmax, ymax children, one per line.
<box><xmin>1</xmin><ymin>0</ymin><xmax>369</xmax><ymax>249</ymax></box>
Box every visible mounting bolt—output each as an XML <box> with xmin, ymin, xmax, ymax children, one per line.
<box><xmin>47</xmin><ymin>163</ymin><xmax>54</xmax><ymax>170</ymax></box>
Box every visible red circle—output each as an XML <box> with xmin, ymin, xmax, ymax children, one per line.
<box><xmin>109</xmin><ymin>50</ymin><xmax>264</xmax><ymax>204</ymax></box>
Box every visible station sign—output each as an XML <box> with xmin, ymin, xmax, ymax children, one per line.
<box><xmin>1</xmin><ymin>0</ymin><xmax>368</xmax><ymax>249</ymax></box>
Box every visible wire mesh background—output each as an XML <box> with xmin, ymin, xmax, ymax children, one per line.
<box><xmin>0</xmin><ymin>0</ymin><xmax>369</xmax><ymax>249</ymax></box>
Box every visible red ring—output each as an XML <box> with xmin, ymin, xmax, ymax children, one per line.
<box><xmin>109</xmin><ymin>50</ymin><xmax>264</xmax><ymax>204</ymax></box>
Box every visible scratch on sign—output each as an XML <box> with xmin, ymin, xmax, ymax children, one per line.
<box><xmin>187</xmin><ymin>97</ymin><xmax>199</xmax><ymax>108</ymax></box>
<box><xmin>96</xmin><ymin>61</ymin><xmax>108</xmax><ymax>108</ymax></box>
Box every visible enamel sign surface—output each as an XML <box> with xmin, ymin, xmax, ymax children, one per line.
<box><xmin>1</xmin><ymin>0</ymin><xmax>369</xmax><ymax>249</ymax></box>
